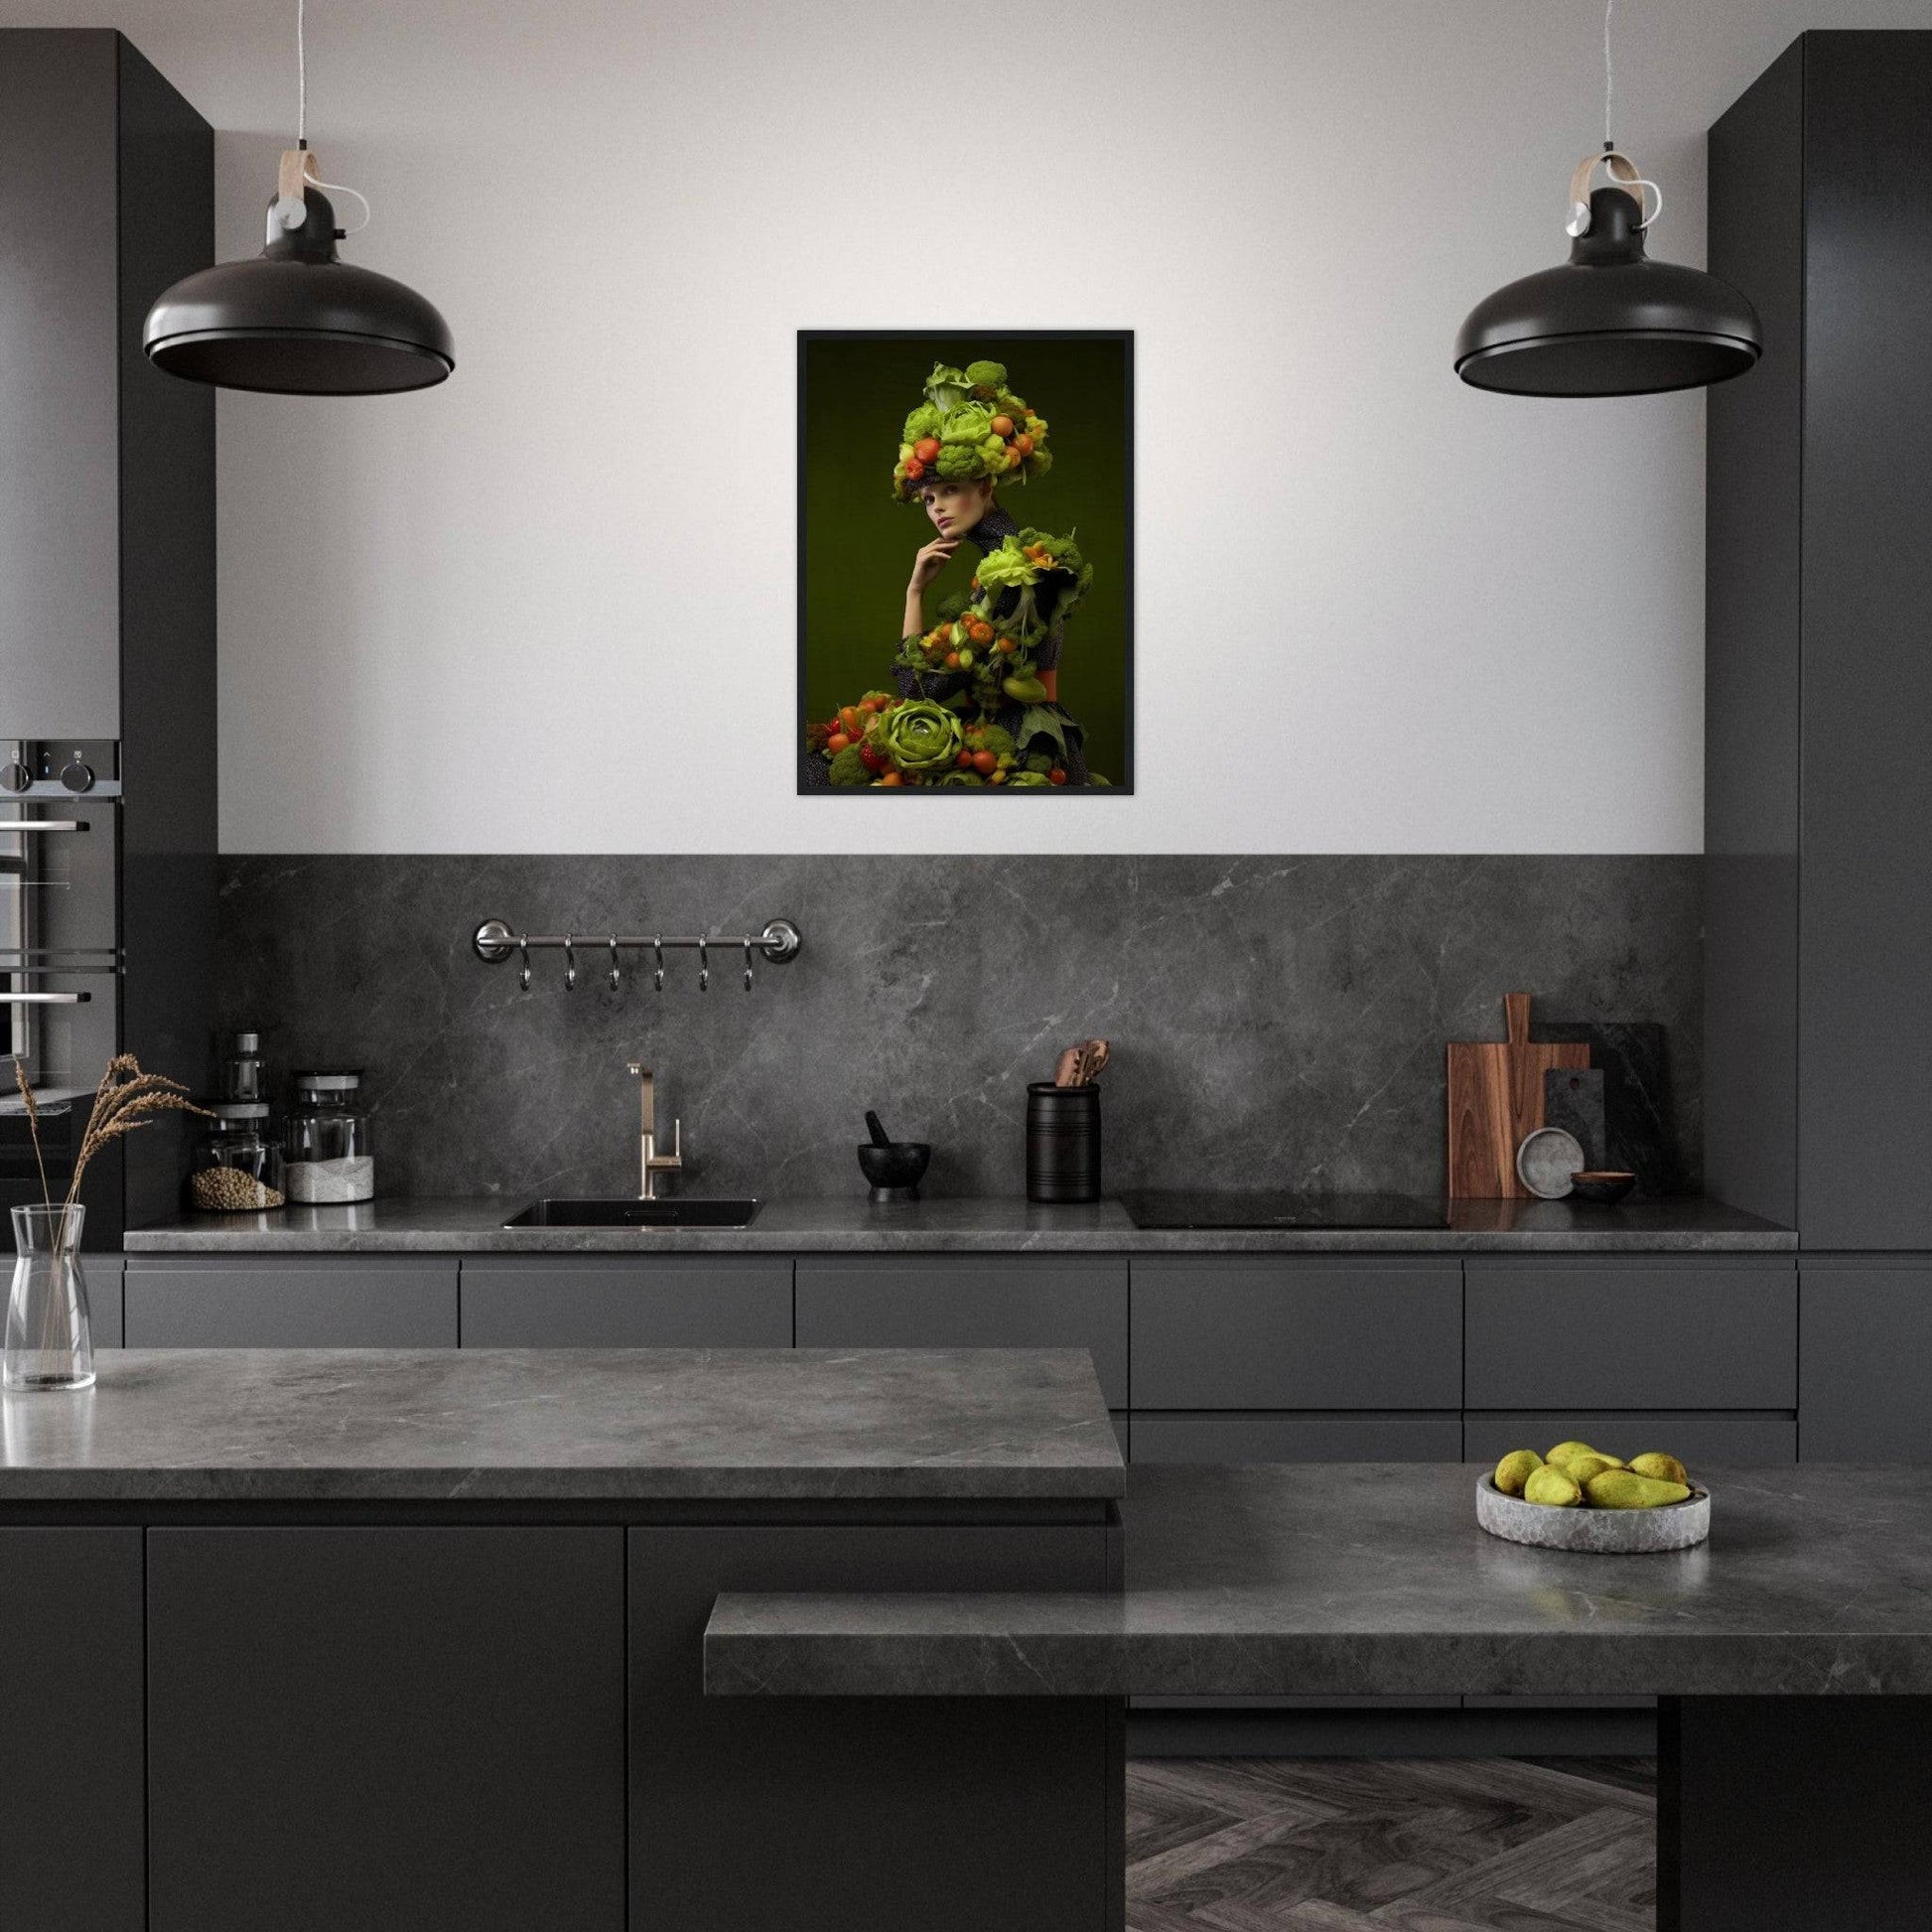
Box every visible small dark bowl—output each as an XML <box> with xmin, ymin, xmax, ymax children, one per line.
<box><xmin>1568</xmin><ymin>1170</ymin><xmax>1638</xmax><ymax>1205</ymax></box>
<box><xmin>858</xmin><ymin>1142</ymin><xmax>930</xmax><ymax>1202</ymax></box>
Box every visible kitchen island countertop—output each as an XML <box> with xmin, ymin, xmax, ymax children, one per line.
<box><xmin>0</xmin><ymin>1345</ymin><xmax>1124</xmax><ymax>1503</ymax></box>
<box><xmin>123</xmin><ymin>1193</ymin><xmax>1795</xmax><ymax>1255</ymax></box>
<box><xmin>707</xmin><ymin>1459</ymin><xmax>1932</xmax><ymax>1699</ymax></box>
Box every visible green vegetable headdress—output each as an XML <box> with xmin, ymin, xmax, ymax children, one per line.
<box><xmin>893</xmin><ymin>359</ymin><xmax>1052</xmax><ymax>502</ymax></box>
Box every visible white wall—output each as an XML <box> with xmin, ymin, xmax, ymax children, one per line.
<box><xmin>8</xmin><ymin>0</ymin><xmax>1931</xmax><ymax>853</ymax></box>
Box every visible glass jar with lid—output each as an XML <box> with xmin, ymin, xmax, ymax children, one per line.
<box><xmin>216</xmin><ymin>1030</ymin><xmax>266</xmax><ymax>1103</ymax></box>
<box><xmin>285</xmin><ymin>1070</ymin><xmax>374</xmax><ymax>1204</ymax></box>
<box><xmin>187</xmin><ymin>1103</ymin><xmax>287</xmax><ymax>1212</ymax></box>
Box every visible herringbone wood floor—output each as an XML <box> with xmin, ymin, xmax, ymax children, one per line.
<box><xmin>1126</xmin><ymin>1756</ymin><xmax>1656</xmax><ymax>1931</ymax></box>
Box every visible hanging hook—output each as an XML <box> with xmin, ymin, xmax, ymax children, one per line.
<box><xmin>517</xmin><ymin>934</ymin><xmax>531</xmax><ymax>993</ymax></box>
<box><xmin>743</xmin><ymin>939</ymin><xmax>755</xmax><ymax>993</ymax></box>
<box><xmin>608</xmin><ymin>936</ymin><xmax>621</xmax><ymax>991</ymax></box>
<box><xmin>563</xmin><ymin>935</ymin><xmax>577</xmax><ymax>992</ymax></box>
<box><xmin>697</xmin><ymin>938</ymin><xmax>709</xmax><ymax>994</ymax></box>
<box><xmin>653</xmin><ymin>938</ymin><xmax>665</xmax><ymax>994</ymax></box>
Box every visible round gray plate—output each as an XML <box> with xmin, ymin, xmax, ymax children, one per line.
<box><xmin>1476</xmin><ymin>1474</ymin><xmax>1711</xmax><ymax>1552</ymax></box>
<box><xmin>1516</xmin><ymin>1126</ymin><xmax>1586</xmax><ymax>1199</ymax></box>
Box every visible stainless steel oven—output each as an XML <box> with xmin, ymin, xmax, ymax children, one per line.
<box><xmin>0</xmin><ymin>741</ymin><xmax>124</xmax><ymax>1239</ymax></box>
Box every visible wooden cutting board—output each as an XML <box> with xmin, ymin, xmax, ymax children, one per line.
<box><xmin>1447</xmin><ymin>993</ymin><xmax>1590</xmax><ymax>1198</ymax></box>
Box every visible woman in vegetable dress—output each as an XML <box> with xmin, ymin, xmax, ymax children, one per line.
<box><xmin>805</xmin><ymin>358</ymin><xmax>1101</xmax><ymax>789</ymax></box>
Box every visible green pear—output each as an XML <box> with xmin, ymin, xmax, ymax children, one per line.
<box><xmin>1494</xmin><ymin>1449</ymin><xmax>1543</xmax><ymax>1496</ymax></box>
<box><xmin>1546</xmin><ymin>1440</ymin><xmax>1599</xmax><ymax>1465</ymax></box>
<box><xmin>1628</xmin><ymin>1451</ymin><xmax>1690</xmax><ymax>1486</ymax></box>
<box><xmin>1524</xmin><ymin>1465</ymin><xmax>1584</xmax><ymax>1507</ymax></box>
<box><xmin>1585</xmin><ymin>1469</ymin><xmax>1693</xmax><ymax>1510</ymax></box>
<box><xmin>1556</xmin><ymin>1451</ymin><xmax>1621</xmax><ymax>1485</ymax></box>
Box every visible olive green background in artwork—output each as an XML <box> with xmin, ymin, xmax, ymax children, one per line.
<box><xmin>799</xmin><ymin>333</ymin><xmax>1131</xmax><ymax>786</ymax></box>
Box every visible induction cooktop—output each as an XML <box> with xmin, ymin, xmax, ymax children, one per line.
<box><xmin>1118</xmin><ymin>1191</ymin><xmax>1450</xmax><ymax>1231</ymax></box>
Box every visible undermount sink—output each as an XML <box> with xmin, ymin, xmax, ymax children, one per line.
<box><xmin>502</xmin><ymin>1197</ymin><xmax>761</xmax><ymax>1229</ymax></box>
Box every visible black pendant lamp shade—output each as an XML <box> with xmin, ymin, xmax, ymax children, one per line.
<box><xmin>1455</xmin><ymin>171</ymin><xmax>1760</xmax><ymax>397</ymax></box>
<box><xmin>144</xmin><ymin>158</ymin><xmax>453</xmax><ymax>395</ymax></box>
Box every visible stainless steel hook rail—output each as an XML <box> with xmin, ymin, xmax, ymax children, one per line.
<box><xmin>472</xmin><ymin>917</ymin><xmax>801</xmax><ymax>994</ymax></box>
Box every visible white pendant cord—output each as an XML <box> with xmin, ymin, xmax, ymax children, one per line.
<box><xmin>273</xmin><ymin>0</ymin><xmax>371</xmax><ymax>237</ymax></box>
<box><xmin>1603</xmin><ymin>0</ymin><xmax>1614</xmax><ymax>149</ymax></box>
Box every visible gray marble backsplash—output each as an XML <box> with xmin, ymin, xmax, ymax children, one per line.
<box><xmin>213</xmin><ymin>857</ymin><xmax>1702</xmax><ymax>1203</ymax></box>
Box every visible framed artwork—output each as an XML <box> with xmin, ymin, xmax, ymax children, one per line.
<box><xmin>798</xmin><ymin>330</ymin><xmax>1133</xmax><ymax>793</ymax></box>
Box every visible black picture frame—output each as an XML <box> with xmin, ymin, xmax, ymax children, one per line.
<box><xmin>796</xmin><ymin>329</ymin><xmax>1135</xmax><ymax>796</ymax></box>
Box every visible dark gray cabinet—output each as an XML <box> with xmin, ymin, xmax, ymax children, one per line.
<box><xmin>1799</xmin><ymin>1261</ymin><xmax>1932</xmax><ymax>1458</ymax></box>
<box><xmin>629</xmin><ymin>1521</ymin><xmax>1118</xmax><ymax>1932</ymax></box>
<box><xmin>0</xmin><ymin>1529</ymin><xmax>144</xmax><ymax>1931</ymax></box>
<box><xmin>1131</xmin><ymin>1258</ymin><xmax>1460</xmax><ymax>1411</ymax></box>
<box><xmin>1708</xmin><ymin>33</ymin><xmax>1932</xmax><ymax>1249</ymax></box>
<box><xmin>1132</xmin><ymin>1413</ymin><xmax>1461</xmax><ymax>1464</ymax></box>
<box><xmin>460</xmin><ymin>1255</ymin><xmax>791</xmax><ymax>1347</ymax></box>
<box><xmin>125</xmin><ymin>1256</ymin><xmax>458</xmax><ymax>1346</ymax></box>
<box><xmin>795</xmin><ymin>1255</ymin><xmax>1128</xmax><ymax>1408</ymax></box>
<box><xmin>1463</xmin><ymin>1260</ymin><xmax>1796</xmax><ymax>1410</ymax></box>
<box><xmin>83</xmin><ymin>1255</ymin><xmax>123</xmax><ymax>1348</ymax></box>
<box><xmin>147</xmin><ymin>1527</ymin><xmax>625</xmax><ymax>1932</ymax></box>
<box><xmin>1463</xmin><ymin>1412</ymin><xmax>1797</xmax><ymax>1466</ymax></box>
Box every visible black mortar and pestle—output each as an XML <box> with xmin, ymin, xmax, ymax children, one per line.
<box><xmin>859</xmin><ymin>1111</ymin><xmax>929</xmax><ymax>1203</ymax></box>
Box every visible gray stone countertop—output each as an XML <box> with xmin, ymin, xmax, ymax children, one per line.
<box><xmin>122</xmin><ymin>1194</ymin><xmax>1796</xmax><ymax>1254</ymax></box>
<box><xmin>0</xmin><ymin>1347</ymin><xmax>1123</xmax><ymax>1503</ymax></box>
<box><xmin>706</xmin><ymin>1461</ymin><xmax>1932</xmax><ymax>1698</ymax></box>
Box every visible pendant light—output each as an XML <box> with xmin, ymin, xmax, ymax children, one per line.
<box><xmin>1453</xmin><ymin>0</ymin><xmax>1758</xmax><ymax>397</ymax></box>
<box><xmin>143</xmin><ymin>0</ymin><xmax>453</xmax><ymax>395</ymax></box>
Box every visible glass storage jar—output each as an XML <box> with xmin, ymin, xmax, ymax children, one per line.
<box><xmin>216</xmin><ymin>1029</ymin><xmax>266</xmax><ymax>1102</ymax></box>
<box><xmin>187</xmin><ymin>1103</ymin><xmax>287</xmax><ymax>1212</ymax></box>
<box><xmin>285</xmin><ymin>1070</ymin><xmax>374</xmax><ymax>1204</ymax></box>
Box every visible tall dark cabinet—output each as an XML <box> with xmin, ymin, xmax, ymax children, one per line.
<box><xmin>1707</xmin><ymin>31</ymin><xmax>1932</xmax><ymax>1254</ymax></box>
<box><xmin>0</xmin><ymin>31</ymin><xmax>214</xmax><ymax>1244</ymax></box>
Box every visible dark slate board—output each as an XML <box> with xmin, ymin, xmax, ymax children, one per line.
<box><xmin>1533</xmin><ymin>1022</ymin><xmax>1686</xmax><ymax>1196</ymax></box>
<box><xmin>1543</xmin><ymin>1066</ymin><xmax>1606</xmax><ymax>1172</ymax></box>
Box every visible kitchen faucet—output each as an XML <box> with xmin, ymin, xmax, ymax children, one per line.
<box><xmin>624</xmin><ymin>1062</ymin><xmax>682</xmax><ymax>1199</ymax></box>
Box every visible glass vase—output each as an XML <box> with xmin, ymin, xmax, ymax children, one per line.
<box><xmin>5</xmin><ymin>1204</ymin><xmax>95</xmax><ymax>1392</ymax></box>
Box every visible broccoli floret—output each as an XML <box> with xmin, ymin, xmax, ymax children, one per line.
<box><xmin>964</xmin><ymin>723</ymin><xmax>1016</xmax><ymax>759</ymax></box>
<box><xmin>963</xmin><ymin>359</ymin><xmax>1008</xmax><ymax>393</ymax></box>
<box><xmin>1024</xmin><ymin>752</ymin><xmax>1054</xmax><ymax>776</ymax></box>
<box><xmin>828</xmin><ymin>747</ymin><xmax>871</xmax><ymax>787</ymax></box>
<box><xmin>902</xmin><ymin>403</ymin><xmax>943</xmax><ymax>443</ymax></box>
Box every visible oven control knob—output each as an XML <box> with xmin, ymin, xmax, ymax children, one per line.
<box><xmin>59</xmin><ymin>759</ymin><xmax>94</xmax><ymax>794</ymax></box>
<box><xmin>0</xmin><ymin>762</ymin><xmax>29</xmax><ymax>793</ymax></box>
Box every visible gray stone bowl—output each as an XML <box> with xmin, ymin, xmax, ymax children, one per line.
<box><xmin>1476</xmin><ymin>1474</ymin><xmax>1711</xmax><ymax>1553</ymax></box>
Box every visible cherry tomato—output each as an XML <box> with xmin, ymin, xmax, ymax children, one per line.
<box><xmin>879</xmin><ymin>771</ymin><xmax>903</xmax><ymax>787</ymax></box>
<box><xmin>972</xmin><ymin>750</ymin><xmax>997</xmax><ymax>775</ymax></box>
<box><xmin>944</xmin><ymin>651</ymin><xmax>961</xmax><ymax>669</ymax></box>
<box><xmin>827</xmin><ymin>733</ymin><xmax>851</xmax><ymax>755</ymax></box>
<box><xmin>1048</xmin><ymin>768</ymin><xmax>1067</xmax><ymax>785</ymax></box>
<box><xmin>904</xmin><ymin>459</ymin><xmax>923</xmax><ymax>481</ymax></box>
<box><xmin>840</xmin><ymin>706</ymin><xmax>864</xmax><ymax>737</ymax></box>
<box><xmin>996</xmin><ymin>636</ymin><xmax>1017</xmax><ymax>654</ymax></box>
<box><xmin>957</xmin><ymin>751</ymin><xmax>974</xmax><ymax>768</ymax></box>
<box><xmin>861</xmin><ymin>744</ymin><xmax>886</xmax><ymax>771</ymax></box>
<box><xmin>1014</xmin><ymin>433</ymin><xmax>1034</xmax><ymax>456</ymax></box>
<box><xmin>913</xmin><ymin>437</ymin><xmax>941</xmax><ymax>464</ymax></box>
<box><xmin>991</xmin><ymin>415</ymin><xmax>1014</xmax><ymax>438</ymax></box>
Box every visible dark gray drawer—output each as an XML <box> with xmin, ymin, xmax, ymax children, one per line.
<box><xmin>460</xmin><ymin>1257</ymin><xmax>791</xmax><ymax>1348</ymax></box>
<box><xmin>1130</xmin><ymin>1413</ymin><xmax>1462</xmax><ymax>1464</ymax></box>
<box><xmin>124</xmin><ymin>1256</ymin><xmax>458</xmax><ymax>1348</ymax></box>
<box><xmin>1799</xmin><ymin>1261</ymin><xmax>1932</xmax><ymax>1458</ymax></box>
<box><xmin>1131</xmin><ymin>1258</ymin><xmax>1461</xmax><ymax>1410</ymax></box>
<box><xmin>1462</xmin><ymin>1410</ymin><xmax>1797</xmax><ymax>1466</ymax></box>
<box><xmin>1463</xmin><ymin>1259</ymin><xmax>1796</xmax><ymax>1409</ymax></box>
<box><xmin>794</xmin><ymin>1257</ymin><xmax>1128</xmax><ymax>1408</ymax></box>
